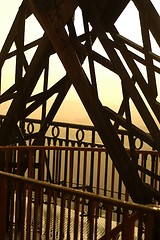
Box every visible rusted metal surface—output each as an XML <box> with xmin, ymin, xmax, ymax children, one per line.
<box><xmin>0</xmin><ymin>0</ymin><xmax>160</xmax><ymax>204</ymax></box>
<box><xmin>0</xmin><ymin>168</ymin><xmax>160</xmax><ymax>239</ymax></box>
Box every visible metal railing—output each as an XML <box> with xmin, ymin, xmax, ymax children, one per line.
<box><xmin>0</xmin><ymin>146</ymin><xmax>160</xmax><ymax>202</ymax></box>
<box><xmin>0</xmin><ymin>146</ymin><xmax>160</xmax><ymax>239</ymax></box>
<box><xmin>0</xmin><ymin>115</ymin><xmax>151</xmax><ymax>150</ymax></box>
<box><xmin>0</xmin><ymin>170</ymin><xmax>160</xmax><ymax>240</ymax></box>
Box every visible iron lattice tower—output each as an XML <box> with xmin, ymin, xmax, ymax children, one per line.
<box><xmin>0</xmin><ymin>0</ymin><xmax>160</xmax><ymax>204</ymax></box>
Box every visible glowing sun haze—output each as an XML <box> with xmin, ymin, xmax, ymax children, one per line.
<box><xmin>0</xmin><ymin>0</ymin><xmax>160</xmax><ymax>129</ymax></box>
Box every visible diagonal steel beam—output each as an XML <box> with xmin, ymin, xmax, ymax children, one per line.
<box><xmin>133</xmin><ymin>0</ymin><xmax>160</xmax><ymax>48</ymax></box>
<box><xmin>0</xmin><ymin>37</ymin><xmax>51</xmax><ymax>145</ymax></box>
<box><xmin>29</xmin><ymin>0</ymin><xmax>153</xmax><ymax>204</ymax></box>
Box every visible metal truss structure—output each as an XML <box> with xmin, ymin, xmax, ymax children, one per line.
<box><xmin>0</xmin><ymin>0</ymin><xmax>160</xmax><ymax>204</ymax></box>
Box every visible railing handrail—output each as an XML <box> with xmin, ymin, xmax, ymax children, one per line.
<box><xmin>0</xmin><ymin>170</ymin><xmax>159</xmax><ymax>215</ymax></box>
<box><xmin>0</xmin><ymin>145</ymin><xmax>106</xmax><ymax>151</ymax></box>
<box><xmin>0</xmin><ymin>145</ymin><xmax>159</xmax><ymax>156</ymax></box>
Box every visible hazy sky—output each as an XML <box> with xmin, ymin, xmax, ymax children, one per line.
<box><xmin>0</xmin><ymin>1</ymin><xmax>160</xmax><ymax>128</ymax></box>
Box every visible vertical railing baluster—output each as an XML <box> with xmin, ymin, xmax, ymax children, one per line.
<box><xmin>76</xmin><ymin>150</ymin><xmax>81</xmax><ymax>189</ymax></box>
<box><xmin>26</xmin><ymin>184</ymin><xmax>32</xmax><ymax>240</ymax></box>
<box><xmin>52</xmin><ymin>148</ymin><xmax>56</xmax><ymax>183</ymax></box>
<box><xmin>154</xmin><ymin>156</ymin><xmax>158</xmax><ymax>190</ymax></box>
<box><xmin>122</xmin><ymin>208</ymin><xmax>135</xmax><ymax>240</ymax></box>
<box><xmin>58</xmin><ymin>146</ymin><xmax>62</xmax><ymax>184</ymax></box>
<box><xmin>67</xmin><ymin>194</ymin><xmax>72</xmax><ymax>239</ymax></box>
<box><xmin>4</xmin><ymin>148</ymin><xmax>11</xmax><ymax>237</ymax></box>
<box><xmin>74</xmin><ymin>196</ymin><xmax>80</xmax><ymax>240</ymax></box>
<box><xmin>80</xmin><ymin>197</ymin><xmax>85</xmax><ymax>239</ymax></box>
<box><xmin>94</xmin><ymin>201</ymin><xmax>99</xmax><ymax>240</ymax></box>
<box><xmin>28</xmin><ymin>149</ymin><xmax>34</xmax><ymax>178</ymax></box>
<box><xmin>141</xmin><ymin>153</ymin><xmax>147</xmax><ymax>183</ymax></box>
<box><xmin>46</xmin><ymin>146</ymin><xmax>51</xmax><ymax>182</ymax></box>
<box><xmin>12</xmin><ymin>149</ymin><xmax>17</xmax><ymax>174</ymax></box>
<box><xmin>96</xmin><ymin>151</ymin><xmax>101</xmax><ymax>195</ymax></box>
<box><xmin>39</xmin><ymin>149</ymin><xmax>45</xmax><ymax>181</ymax></box>
<box><xmin>19</xmin><ymin>183</ymin><xmax>26</xmax><ymax>240</ymax></box>
<box><xmin>26</xmin><ymin>149</ymin><xmax>34</xmax><ymax>240</ymax></box>
<box><xmin>118</xmin><ymin>176</ymin><xmax>122</xmax><ymax>201</ymax></box>
<box><xmin>150</xmin><ymin>154</ymin><xmax>155</xmax><ymax>187</ymax></box>
<box><xmin>88</xmin><ymin>200</ymin><xmax>94</xmax><ymax>240</ymax></box>
<box><xmin>137</xmin><ymin>214</ymin><xmax>144</xmax><ymax>240</ymax></box>
<box><xmin>82</xmin><ymin>150</ymin><xmax>87</xmax><ymax>191</ymax></box>
<box><xmin>111</xmin><ymin>162</ymin><xmax>115</xmax><ymax>198</ymax></box>
<box><xmin>55</xmin><ymin>149</ymin><xmax>59</xmax><ymax>184</ymax></box>
<box><xmin>4</xmin><ymin>148</ymin><xmax>9</xmax><ymax>172</ymax></box>
<box><xmin>69</xmin><ymin>149</ymin><xmax>74</xmax><ymax>188</ymax></box>
<box><xmin>38</xmin><ymin>187</ymin><xmax>43</xmax><ymax>240</ymax></box>
<box><xmin>105</xmin><ymin>204</ymin><xmax>112</xmax><ymax>240</ymax></box>
<box><xmin>60</xmin><ymin>192</ymin><xmax>66</xmax><ymax>240</ymax></box>
<box><xmin>144</xmin><ymin>214</ymin><xmax>154</xmax><ymax>240</ymax></box>
<box><xmin>64</xmin><ymin>147</ymin><xmax>68</xmax><ymax>186</ymax></box>
<box><xmin>16</xmin><ymin>149</ymin><xmax>21</xmax><ymax>175</ymax></box>
<box><xmin>90</xmin><ymin>129</ymin><xmax>96</xmax><ymax>193</ymax></box>
<box><xmin>93</xmin><ymin>150</ymin><xmax>101</xmax><ymax>238</ymax></box>
<box><xmin>8</xmin><ymin>183</ymin><xmax>15</xmax><ymax>239</ymax></box>
<box><xmin>46</xmin><ymin>189</ymin><xmax>52</xmax><ymax>240</ymax></box>
<box><xmin>0</xmin><ymin>175</ymin><xmax>7</xmax><ymax>240</ymax></box>
<box><xmin>14</xmin><ymin>181</ymin><xmax>20</xmax><ymax>239</ymax></box>
<box><xmin>104</xmin><ymin>151</ymin><xmax>108</xmax><ymax>197</ymax></box>
<box><xmin>33</xmin><ymin>187</ymin><xmax>39</xmax><ymax>240</ymax></box>
<box><xmin>52</xmin><ymin>191</ymin><xmax>57</xmax><ymax>240</ymax></box>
